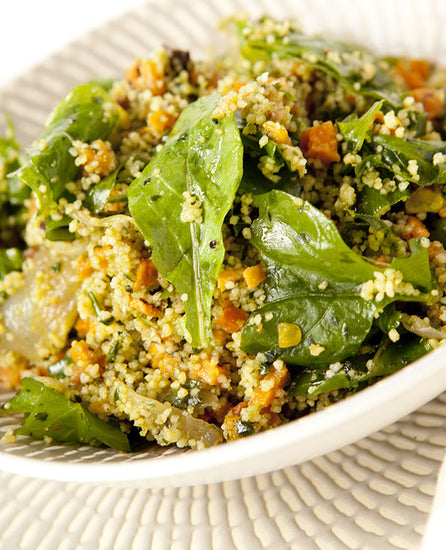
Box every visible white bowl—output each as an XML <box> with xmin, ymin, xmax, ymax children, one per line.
<box><xmin>1</xmin><ymin>0</ymin><xmax>446</xmax><ymax>488</ymax></box>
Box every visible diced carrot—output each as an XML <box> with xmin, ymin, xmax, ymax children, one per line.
<box><xmin>194</xmin><ymin>358</ymin><xmax>230</xmax><ymax>387</ymax></box>
<box><xmin>94</xmin><ymin>245</ymin><xmax>112</xmax><ymax>271</ymax></box>
<box><xmin>74</xmin><ymin>317</ymin><xmax>92</xmax><ymax>337</ymax></box>
<box><xmin>89</xmin><ymin>402</ymin><xmax>107</xmax><ymax>415</ymax></box>
<box><xmin>149</xmin><ymin>342</ymin><xmax>179</xmax><ymax>377</ymax></box>
<box><xmin>134</xmin><ymin>258</ymin><xmax>159</xmax><ymax>290</ymax></box>
<box><xmin>216</xmin><ymin>303</ymin><xmax>249</xmax><ymax>334</ymax></box>
<box><xmin>396</xmin><ymin>59</ymin><xmax>430</xmax><ymax>89</ymax></box>
<box><xmin>232</xmin><ymin>81</ymin><xmax>245</xmax><ymax>92</ymax></box>
<box><xmin>216</xmin><ymin>268</ymin><xmax>244</xmax><ymax>292</ymax></box>
<box><xmin>69</xmin><ymin>340</ymin><xmax>104</xmax><ymax>384</ymax></box>
<box><xmin>77</xmin><ymin>257</ymin><xmax>93</xmax><ymax>280</ymax></box>
<box><xmin>243</xmin><ymin>264</ymin><xmax>266</xmax><ymax>289</ymax></box>
<box><xmin>103</xmin><ymin>187</ymin><xmax>127</xmax><ymax>214</ymax></box>
<box><xmin>0</xmin><ymin>365</ymin><xmax>22</xmax><ymax>389</ymax></box>
<box><xmin>300</xmin><ymin>121</ymin><xmax>340</xmax><ymax>165</ymax></box>
<box><xmin>213</xmin><ymin>327</ymin><xmax>228</xmax><ymax>346</ymax></box>
<box><xmin>262</xmin><ymin>120</ymin><xmax>292</xmax><ymax>145</ymax></box>
<box><xmin>428</xmin><ymin>241</ymin><xmax>445</xmax><ymax>261</ymax></box>
<box><xmin>70</xmin><ymin>340</ymin><xmax>96</xmax><ymax>366</ymax></box>
<box><xmin>250</xmin><ymin>361</ymin><xmax>289</xmax><ymax>409</ymax></box>
<box><xmin>403</xmin><ymin>215</ymin><xmax>430</xmax><ymax>240</ymax></box>
<box><xmin>126</xmin><ymin>59</ymin><xmax>166</xmax><ymax>95</ymax></box>
<box><xmin>147</xmin><ymin>110</ymin><xmax>177</xmax><ymax>137</ymax></box>
<box><xmin>81</xmin><ymin>139</ymin><xmax>116</xmax><ymax>178</ymax></box>
<box><xmin>411</xmin><ymin>88</ymin><xmax>444</xmax><ymax>120</ymax></box>
<box><xmin>129</xmin><ymin>295</ymin><xmax>160</xmax><ymax>317</ymax></box>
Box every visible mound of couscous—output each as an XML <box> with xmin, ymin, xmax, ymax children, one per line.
<box><xmin>1</xmin><ymin>15</ymin><xmax>446</xmax><ymax>452</ymax></box>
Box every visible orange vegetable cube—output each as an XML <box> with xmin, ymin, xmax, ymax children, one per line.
<box><xmin>216</xmin><ymin>303</ymin><xmax>249</xmax><ymax>334</ymax></box>
<box><xmin>411</xmin><ymin>88</ymin><xmax>444</xmax><ymax>120</ymax></box>
<box><xmin>77</xmin><ymin>257</ymin><xmax>93</xmax><ymax>280</ymax></box>
<box><xmin>216</xmin><ymin>268</ymin><xmax>244</xmax><ymax>292</ymax></box>
<box><xmin>134</xmin><ymin>258</ymin><xmax>159</xmax><ymax>290</ymax></box>
<box><xmin>396</xmin><ymin>59</ymin><xmax>430</xmax><ymax>89</ymax></box>
<box><xmin>262</xmin><ymin>121</ymin><xmax>292</xmax><ymax>145</ymax></box>
<box><xmin>300</xmin><ymin>121</ymin><xmax>340</xmax><ymax>165</ymax></box>
<box><xmin>195</xmin><ymin>358</ymin><xmax>230</xmax><ymax>387</ymax></box>
<box><xmin>250</xmin><ymin>361</ymin><xmax>289</xmax><ymax>409</ymax></box>
<box><xmin>243</xmin><ymin>264</ymin><xmax>266</xmax><ymax>289</ymax></box>
<box><xmin>129</xmin><ymin>295</ymin><xmax>160</xmax><ymax>318</ymax></box>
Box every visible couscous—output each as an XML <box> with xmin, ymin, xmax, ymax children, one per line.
<box><xmin>1</xmin><ymin>15</ymin><xmax>446</xmax><ymax>452</ymax></box>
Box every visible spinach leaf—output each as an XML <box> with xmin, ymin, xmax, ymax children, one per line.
<box><xmin>17</xmin><ymin>83</ymin><xmax>120</xmax><ymax>214</ymax></box>
<box><xmin>128</xmin><ymin>94</ymin><xmax>243</xmax><ymax>347</ymax></box>
<box><xmin>337</xmin><ymin>100</ymin><xmax>384</xmax><ymax>151</ymax></box>
<box><xmin>84</xmin><ymin>166</ymin><xmax>122</xmax><ymax>214</ymax></box>
<box><xmin>238</xmin><ymin>21</ymin><xmax>400</xmax><ymax>106</ymax></box>
<box><xmin>240</xmin><ymin>190</ymin><xmax>433</xmax><ymax>365</ymax></box>
<box><xmin>242</xmin><ymin>294</ymin><xmax>376</xmax><ymax>366</ymax></box>
<box><xmin>1</xmin><ymin>378</ymin><xmax>130</xmax><ymax>451</ymax></box>
<box><xmin>356</xmin><ymin>174</ymin><xmax>410</xmax><ymax>216</ymax></box>
<box><xmin>366</xmin><ymin>134</ymin><xmax>446</xmax><ymax>186</ymax></box>
<box><xmin>289</xmin><ymin>334</ymin><xmax>431</xmax><ymax>397</ymax></box>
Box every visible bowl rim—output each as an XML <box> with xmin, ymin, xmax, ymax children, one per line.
<box><xmin>1</xmin><ymin>343</ymin><xmax>446</xmax><ymax>487</ymax></box>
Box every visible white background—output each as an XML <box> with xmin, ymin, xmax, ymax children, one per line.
<box><xmin>0</xmin><ymin>0</ymin><xmax>147</xmax><ymax>86</ymax></box>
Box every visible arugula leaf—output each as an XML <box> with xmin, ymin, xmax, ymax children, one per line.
<box><xmin>289</xmin><ymin>334</ymin><xmax>432</xmax><ymax>397</ymax></box>
<box><xmin>238</xmin><ymin>20</ymin><xmax>400</xmax><ymax>106</ymax></box>
<box><xmin>1</xmin><ymin>378</ymin><xmax>130</xmax><ymax>451</ymax></box>
<box><xmin>240</xmin><ymin>190</ymin><xmax>433</xmax><ymax>365</ymax></box>
<box><xmin>128</xmin><ymin>94</ymin><xmax>243</xmax><ymax>347</ymax></box>
<box><xmin>17</xmin><ymin>83</ymin><xmax>120</xmax><ymax>214</ymax></box>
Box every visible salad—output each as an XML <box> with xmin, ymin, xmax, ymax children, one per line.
<box><xmin>0</xmin><ymin>15</ymin><xmax>445</xmax><ymax>452</ymax></box>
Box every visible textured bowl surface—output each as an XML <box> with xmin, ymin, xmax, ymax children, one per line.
<box><xmin>1</xmin><ymin>0</ymin><xmax>446</xmax><ymax>491</ymax></box>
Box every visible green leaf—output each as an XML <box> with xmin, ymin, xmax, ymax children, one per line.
<box><xmin>242</xmin><ymin>294</ymin><xmax>376</xmax><ymax>366</ymax></box>
<box><xmin>128</xmin><ymin>94</ymin><xmax>243</xmax><ymax>347</ymax></box>
<box><xmin>84</xmin><ymin>166</ymin><xmax>123</xmax><ymax>214</ymax></box>
<box><xmin>238</xmin><ymin>21</ymin><xmax>400</xmax><ymax>106</ymax></box>
<box><xmin>17</xmin><ymin>83</ymin><xmax>120</xmax><ymax>214</ymax></box>
<box><xmin>45</xmin><ymin>215</ymin><xmax>76</xmax><ymax>241</ymax></box>
<box><xmin>240</xmin><ymin>190</ymin><xmax>433</xmax><ymax>365</ymax></box>
<box><xmin>368</xmin><ymin>134</ymin><xmax>446</xmax><ymax>186</ymax></box>
<box><xmin>390</xmin><ymin>239</ymin><xmax>434</xmax><ymax>292</ymax></box>
<box><xmin>338</xmin><ymin>100</ymin><xmax>384</xmax><ymax>151</ymax></box>
<box><xmin>0</xmin><ymin>248</ymin><xmax>23</xmax><ymax>278</ymax></box>
<box><xmin>356</xmin><ymin>180</ymin><xmax>410</xmax><ymax>217</ymax></box>
<box><xmin>1</xmin><ymin>378</ymin><xmax>130</xmax><ymax>451</ymax></box>
<box><xmin>289</xmin><ymin>334</ymin><xmax>432</xmax><ymax>397</ymax></box>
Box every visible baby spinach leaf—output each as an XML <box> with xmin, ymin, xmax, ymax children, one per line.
<box><xmin>1</xmin><ymin>378</ymin><xmax>130</xmax><ymax>451</ymax></box>
<box><xmin>17</xmin><ymin>83</ymin><xmax>120</xmax><ymax>214</ymax></box>
<box><xmin>338</xmin><ymin>100</ymin><xmax>384</xmax><ymax>151</ymax></box>
<box><xmin>368</xmin><ymin>134</ymin><xmax>446</xmax><ymax>186</ymax></box>
<box><xmin>240</xmin><ymin>190</ymin><xmax>433</xmax><ymax>365</ymax></box>
<box><xmin>356</xmin><ymin>181</ymin><xmax>410</xmax><ymax>217</ymax></box>
<box><xmin>84</xmin><ymin>166</ymin><xmax>122</xmax><ymax>214</ymax></box>
<box><xmin>128</xmin><ymin>94</ymin><xmax>243</xmax><ymax>347</ymax></box>
<box><xmin>238</xmin><ymin>21</ymin><xmax>400</xmax><ymax>106</ymax></box>
<box><xmin>289</xmin><ymin>334</ymin><xmax>432</xmax><ymax>397</ymax></box>
<box><xmin>242</xmin><ymin>294</ymin><xmax>376</xmax><ymax>366</ymax></box>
